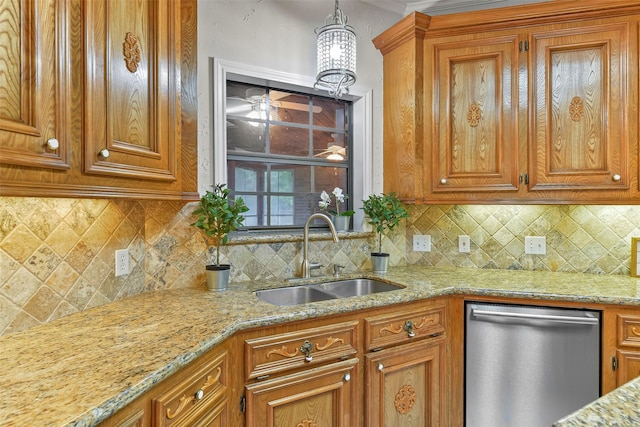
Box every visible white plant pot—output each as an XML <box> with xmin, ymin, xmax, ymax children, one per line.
<box><xmin>371</xmin><ymin>253</ymin><xmax>389</xmax><ymax>274</ymax></box>
<box><xmin>206</xmin><ymin>265</ymin><xmax>230</xmax><ymax>291</ymax></box>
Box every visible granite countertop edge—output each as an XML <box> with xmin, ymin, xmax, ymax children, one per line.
<box><xmin>1</xmin><ymin>266</ymin><xmax>639</xmax><ymax>426</ymax></box>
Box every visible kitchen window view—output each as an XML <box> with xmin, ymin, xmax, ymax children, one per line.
<box><xmin>225</xmin><ymin>80</ymin><xmax>352</xmax><ymax>228</ymax></box>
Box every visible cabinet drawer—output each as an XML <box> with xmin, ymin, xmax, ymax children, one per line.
<box><xmin>245</xmin><ymin>320</ymin><xmax>358</xmax><ymax>380</ymax></box>
<box><xmin>364</xmin><ymin>305</ymin><xmax>445</xmax><ymax>350</ymax></box>
<box><xmin>152</xmin><ymin>350</ymin><xmax>227</xmax><ymax>427</ymax></box>
<box><xmin>617</xmin><ymin>314</ymin><xmax>640</xmax><ymax>348</ymax></box>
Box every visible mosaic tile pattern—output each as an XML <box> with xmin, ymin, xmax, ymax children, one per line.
<box><xmin>1</xmin><ymin>196</ymin><xmax>639</xmax><ymax>336</ymax></box>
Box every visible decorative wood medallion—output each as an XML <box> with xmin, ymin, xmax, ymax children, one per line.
<box><xmin>394</xmin><ymin>384</ymin><xmax>417</xmax><ymax>414</ymax></box>
<box><xmin>123</xmin><ymin>32</ymin><xmax>141</xmax><ymax>73</ymax></box>
<box><xmin>316</xmin><ymin>336</ymin><xmax>344</xmax><ymax>351</ymax></box>
<box><xmin>266</xmin><ymin>345</ymin><xmax>299</xmax><ymax>359</ymax></box>
<box><xmin>165</xmin><ymin>367</ymin><xmax>221</xmax><ymax>419</ymax></box>
<box><xmin>632</xmin><ymin>327</ymin><xmax>640</xmax><ymax>336</ymax></box>
<box><xmin>296</xmin><ymin>420</ymin><xmax>318</xmax><ymax>427</ymax></box>
<box><xmin>466</xmin><ymin>102</ymin><xmax>482</xmax><ymax>127</ymax></box>
<box><xmin>569</xmin><ymin>96</ymin><xmax>584</xmax><ymax>122</ymax></box>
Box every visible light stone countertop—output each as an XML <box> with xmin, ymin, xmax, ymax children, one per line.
<box><xmin>1</xmin><ymin>266</ymin><xmax>639</xmax><ymax>427</ymax></box>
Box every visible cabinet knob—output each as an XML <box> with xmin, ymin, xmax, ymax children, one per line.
<box><xmin>46</xmin><ymin>138</ymin><xmax>60</xmax><ymax>150</ymax></box>
<box><xmin>343</xmin><ymin>373</ymin><xmax>351</xmax><ymax>382</ymax></box>
<box><xmin>99</xmin><ymin>148</ymin><xmax>110</xmax><ymax>158</ymax></box>
<box><xmin>612</xmin><ymin>174</ymin><xmax>621</xmax><ymax>182</ymax></box>
<box><xmin>377</xmin><ymin>363</ymin><xmax>384</xmax><ymax>371</ymax></box>
<box><xmin>440</xmin><ymin>178</ymin><xmax>447</xmax><ymax>184</ymax></box>
<box><xmin>194</xmin><ymin>389</ymin><xmax>204</xmax><ymax>401</ymax></box>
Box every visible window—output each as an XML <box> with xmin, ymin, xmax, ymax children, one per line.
<box><xmin>211</xmin><ymin>59</ymin><xmax>373</xmax><ymax>232</ymax></box>
<box><xmin>225</xmin><ymin>79</ymin><xmax>352</xmax><ymax>228</ymax></box>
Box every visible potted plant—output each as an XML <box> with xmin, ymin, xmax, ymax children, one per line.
<box><xmin>361</xmin><ymin>192</ymin><xmax>409</xmax><ymax>274</ymax></box>
<box><xmin>318</xmin><ymin>187</ymin><xmax>355</xmax><ymax>231</ymax></box>
<box><xmin>192</xmin><ymin>184</ymin><xmax>249</xmax><ymax>291</ymax></box>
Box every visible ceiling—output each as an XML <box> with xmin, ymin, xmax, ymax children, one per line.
<box><xmin>361</xmin><ymin>0</ymin><xmax>553</xmax><ymax>16</ymax></box>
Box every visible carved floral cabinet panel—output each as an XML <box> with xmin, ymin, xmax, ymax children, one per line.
<box><xmin>244</xmin><ymin>359</ymin><xmax>358</xmax><ymax>427</ymax></box>
<box><xmin>529</xmin><ymin>21</ymin><xmax>630</xmax><ymax>192</ymax></box>
<box><xmin>429</xmin><ymin>34</ymin><xmax>521</xmax><ymax>194</ymax></box>
<box><xmin>365</xmin><ymin>338</ymin><xmax>446</xmax><ymax>427</ymax></box>
<box><xmin>83</xmin><ymin>0</ymin><xmax>179</xmax><ymax>181</ymax></box>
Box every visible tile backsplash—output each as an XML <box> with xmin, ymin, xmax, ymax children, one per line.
<box><xmin>1</xmin><ymin>197</ymin><xmax>639</xmax><ymax>337</ymax></box>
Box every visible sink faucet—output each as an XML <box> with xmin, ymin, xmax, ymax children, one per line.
<box><xmin>301</xmin><ymin>213</ymin><xmax>339</xmax><ymax>278</ymax></box>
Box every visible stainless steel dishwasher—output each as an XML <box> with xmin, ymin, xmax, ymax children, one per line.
<box><xmin>465</xmin><ymin>302</ymin><xmax>600</xmax><ymax>427</ymax></box>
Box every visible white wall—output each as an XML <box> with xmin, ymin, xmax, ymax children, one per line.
<box><xmin>197</xmin><ymin>0</ymin><xmax>402</xmax><ymax>194</ymax></box>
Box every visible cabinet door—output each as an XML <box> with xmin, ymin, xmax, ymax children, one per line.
<box><xmin>529</xmin><ymin>20</ymin><xmax>629</xmax><ymax>192</ymax></box>
<box><xmin>245</xmin><ymin>359</ymin><xmax>358</xmax><ymax>427</ymax></box>
<box><xmin>430</xmin><ymin>34</ymin><xmax>520</xmax><ymax>194</ymax></box>
<box><xmin>0</xmin><ymin>0</ymin><xmax>71</xmax><ymax>170</ymax></box>
<box><xmin>83</xmin><ymin>0</ymin><xmax>179</xmax><ymax>181</ymax></box>
<box><xmin>616</xmin><ymin>350</ymin><xmax>640</xmax><ymax>387</ymax></box>
<box><xmin>365</xmin><ymin>337</ymin><xmax>445</xmax><ymax>427</ymax></box>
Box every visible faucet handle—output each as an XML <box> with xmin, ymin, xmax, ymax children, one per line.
<box><xmin>333</xmin><ymin>264</ymin><xmax>345</xmax><ymax>277</ymax></box>
<box><xmin>309</xmin><ymin>262</ymin><xmax>323</xmax><ymax>270</ymax></box>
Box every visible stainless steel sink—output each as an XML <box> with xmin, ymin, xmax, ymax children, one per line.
<box><xmin>315</xmin><ymin>278</ymin><xmax>404</xmax><ymax>298</ymax></box>
<box><xmin>255</xmin><ymin>286</ymin><xmax>335</xmax><ymax>306</ymax></box>
<box><xmin>256</xmin><ymin>278</ymin><xmax>404</xmax><ymax>305</ymax></box>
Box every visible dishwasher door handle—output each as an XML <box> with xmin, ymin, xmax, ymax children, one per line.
<box><xmin>471</xmin><ymin>309</ymin><xmax>599</xmax><ymax>325</ymax></box>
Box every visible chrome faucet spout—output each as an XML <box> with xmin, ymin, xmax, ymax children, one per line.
<box><xmin>301</xmin><ymin>213</ymin><xmax>339</xmax><ymax>278</ymax></box>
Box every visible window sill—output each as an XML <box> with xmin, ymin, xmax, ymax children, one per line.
<box><xmin>227</xmin><ymin>229</ymin><xmax>371</xmax><ymax>245</ymax></box>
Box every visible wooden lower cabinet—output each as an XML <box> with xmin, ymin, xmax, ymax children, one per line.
<box><xmin>365</xmin><ymin>337</ymin><xmax>446</xmax><ymax>427</ymax></box>
<box><xmin>613</xmin><ymin>311</ymin><xmax>640</xmax><ymax>388</ymax></box>
<box><xmin>245</xmin><ymin>359</ymin><xmax>358</xmax><ymax>427</ymax></box>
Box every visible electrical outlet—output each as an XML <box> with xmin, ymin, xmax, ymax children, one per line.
<box><xmin>458</xmin><ymin>235</ymin><xmax>471</xmax><ymax>253</ymax></box>
<box><xmin>525</xmin><ymin>236</ymin><xmax>546</xmax><ymax>255</ymax></box>
<box><xmin>115</xmin><ymin>249</ymin><xmax>130</xmax><ymax>277</ymax></box>
<box><xmin>413</xmin><ymin>235</ymin><xmax>431</xmax><ymax>252</ymax></box>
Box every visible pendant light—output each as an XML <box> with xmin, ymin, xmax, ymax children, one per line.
<box><xmin>314</xmin><ymin>0</ymin><xmax>357</xmax><ymax>98</ymax></box>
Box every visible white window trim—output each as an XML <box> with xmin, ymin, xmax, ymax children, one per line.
<box><xmin>211</xmin><ymin>58</ymin><xmax>373</xmax><ymax>231</ymax></box>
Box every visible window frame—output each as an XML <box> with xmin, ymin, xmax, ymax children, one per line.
<box><xmin>212</xmin><ymin>58</ymin><xmax>373</xmax><ymax>231</ymax></box>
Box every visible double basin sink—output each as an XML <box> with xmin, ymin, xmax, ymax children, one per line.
<box><xmin>256</xmin><ymin>278</ymin><xmax>404</xmax><ymax>306</ymax></box>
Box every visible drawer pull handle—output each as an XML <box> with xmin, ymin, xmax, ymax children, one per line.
<box><xmin>612</xmin><ymin>174</ymin><xmax>621</xmax><ymax>182</ymax></box>
<box><xmin>632</xmin><ymin>326</ymin><xmax>640</xmax><ymax>337</ymax></box>
<box><xmin>99</xmin><ymin>148</ymin><xmax>110</xmax><ymax>158</ymax></box>
<box><xmin>440</xmin><ymin>178</ymin><xmax>447</xmax><ymax>184</ymax></box>
<box><xmin>404</xmin><ymin>320</ymin><xmax>416</xmax><ymax>337</ymax></box>
<box><xmin>343</xmin><ymin>373</ymin><xmax>351</xmax><ymax>382</ymax></box>
<box><xmin>166</xmin><ymin>367</ymin><xmax>221</xmax><ymax>419</ymax></box>
<box><xmin>377</xmin><ymin>363</ymin><xmax>384</xmax><ymax>371</ymax></box>
<box><xmin>301</xmin><ymin>340</ymin><xmax>313</xmax><ymax>362</ymax></box>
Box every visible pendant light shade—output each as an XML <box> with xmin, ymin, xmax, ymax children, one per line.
<box><xmin>315</xmin><ymin>0</ymin><xmax>356</xmax><ymax>98</ymax></box>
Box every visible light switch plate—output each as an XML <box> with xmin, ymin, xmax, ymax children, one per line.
<box><xmin>458</xmin><ymin>235</ymin><xmax>471</xmax><ymax>253</ymax></box>
<box><xmin>525</xmin><ymin>236</ymin><xmax>546</xmax><ymax>255</ymax></box>
<box><xmin>413</xmin><ymin>235</ymin><xmax>431</xmax><ymax>252</ymax></box>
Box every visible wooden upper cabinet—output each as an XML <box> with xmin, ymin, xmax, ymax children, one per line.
<box><xmin>0</xmin><ymin>0</ymin><xmax>197</xmax><ymax>200</ymax></box>
<box><xmin>429</xmin><ymin>34</ymin><xmax>521</xmax><ymax>194</ymax></box>
<box><xmin>0</xmin><ymin>0</ymin><xmax>71</xmax><ymax>170</ymax></box>
<box><xmin>83</xmin><ymin>0</ymin><xmax>178</xmax><ymax>181</ymax></box>
<box><xmin>529</xmin><ymin>21</ymin><xmax>629</xmax><ymax>192</ymax></box>
<box><xmin>375</xmin><ymin>1</ymin><xmax>640</xmax><ymax>204</ymax></box>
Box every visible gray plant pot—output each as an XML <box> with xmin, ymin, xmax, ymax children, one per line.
<box><xmin>371</xmin><ymin>252</ymin><xmax>389</xmax><ymax>274</ymax></box>
<box><xmin>331</xmin><ymin>215</ymin><xmax>350</xmax><ymax>232</ymax></box>
<box><xmin>206</xmin><ymin>265</ymin><xmax>230</xmax><ymax>291</ymax></box>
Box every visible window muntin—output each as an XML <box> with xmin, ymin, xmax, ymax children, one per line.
<box><xmin>226</xmin><ymin>80</ymin><xmax>351</xmax><ymax>229</ymax></box>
